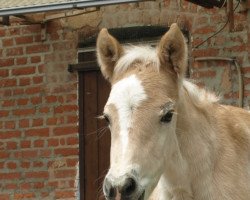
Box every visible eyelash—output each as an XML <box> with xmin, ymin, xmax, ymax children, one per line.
<box><xmin>103</xmin><ymin>114</ymin><xmax>110</xmax><ymax>124</ymax></box>
<box><xmin>160</xmin><ymin>110</ymin><xmax>174</xmax><ymax>123</ymax></box>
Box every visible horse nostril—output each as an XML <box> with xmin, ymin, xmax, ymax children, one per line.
<box><xmin>103</xmin><ymin>178</ymin><xmax>116</xmax><ymax>198</ymax></box>
<box><xmin>120</xmin><ymin>177</ymin><xmax>137</xmax><ymax>196</ymax></box>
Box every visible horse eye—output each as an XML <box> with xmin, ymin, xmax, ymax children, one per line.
<box><xmin>161</xmin><ymin>110</ymin><xmax>174</xmax><ymax>123</ymax></box>
<box><xmin>103</xmin><ymin>114</ymin><xmax>110</xmax><ymax>124</ymax></box>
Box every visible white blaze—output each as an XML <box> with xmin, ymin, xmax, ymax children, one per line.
<box><xmin>107</xmin><ymin>75</ymin><xmax>147</xmax><ymax>155</ymax></box>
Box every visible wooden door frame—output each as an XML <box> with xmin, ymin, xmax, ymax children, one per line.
<box><xmin>77</xmin><ymin>62</ymin><xmax>100</xmax><ymax>200</ymax></box>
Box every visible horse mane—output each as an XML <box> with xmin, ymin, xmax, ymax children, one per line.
<box><xmin>183</xmin><ymin>80</ymin><xmax>220</xmax><ymax>105</ymax></box>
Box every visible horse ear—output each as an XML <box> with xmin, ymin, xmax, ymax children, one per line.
<box><xmin>158</xmin><ymin>23</ymin><xmax>187</xmax><ymax>79</ymax></box>
<box><xmin>96</xmin><ymin>28</ymin><xmax>123</xmax><ymax>81</ymax></box>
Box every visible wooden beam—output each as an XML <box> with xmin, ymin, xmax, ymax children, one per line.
<box><xmin>228</xmin><ymin>0</ymin><xmax>234</xmax><ymax>32</ymax></box>
<box><xmin>2</xmin><ymin>16</ymin><xmax>10</xmax><ymax>25</ymax></box>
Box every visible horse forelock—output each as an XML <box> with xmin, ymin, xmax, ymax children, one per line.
<box><xmin>114</xmin><ymin>45</ymin><xmax>160</xmax><ymax>76</ymax></box>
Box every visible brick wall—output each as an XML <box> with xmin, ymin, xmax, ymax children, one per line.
<box><xmin>0</xmin><ymin>0</ymin><xmax>249</xmax><ymax>199</ymax></box>
<box><xmin>0</xmin><ymin>22</ymin><xmax>79</xmax><ymax>199</ymax></box>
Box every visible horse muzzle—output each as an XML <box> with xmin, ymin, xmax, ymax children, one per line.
<box><xmin>103</xmin><ymin>174</ymin><xmax>145</xmax><ymax>200</ymax></box>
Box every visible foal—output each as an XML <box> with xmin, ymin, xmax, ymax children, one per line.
<box><xmin>96</xmin><ymin>23</ymin><xmax>250</xmax><ymax>200</ymax></box>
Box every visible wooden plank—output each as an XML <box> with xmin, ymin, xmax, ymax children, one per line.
<box><xmin>78</xmin><ymin>73</ymin><xmax>85</xmax><ymax>200</ymax></box>
<box><xmin>228</xmin><ymin>0</ymin><xmax>234</xmax><ymax>32</ymax></box>
<box><xmin>83</xmin><ymin>71</ymin><xmax>99</xmax><ymax>200</ymax></box>
<box><xmin>97</xmin><ymin>72</ymin><xmax>111</xmax><ymax>200</ymax></box>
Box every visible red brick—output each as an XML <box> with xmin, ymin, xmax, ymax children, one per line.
<box><xmin>13</xmin><ymin>88</ymin><xmax>24</xmax><ymax>95</ymax></box>
<box><xmin>0</xmin><ymin>29</ymin><xmax>6</xmax><ymax>37</ymax></box>
<box><xmin>33</xmin><ymin>182</ymin><xmax>44</xmax><ymax>189</ymax></box>
<box><xmin>17</xmin><ymin>98</ymin><xmax>29</xmax><ymax>105</ymax></box>
<box><xmin>47</xmin><ymin>181</ymin><xmax>58</xmax><ymax>188</ymax></box>
<box><xmin>25</xmin><ymin>171</ymin><xmax>49</xmax><ymax>179</ymax></box>
<box><xmin>55</xmin><ymin>190</ymin><xmax>75</xmax><ymax>199</ymax></box>
<box><xmin>46</xmin><ymin>117</ymin><xmax>57</xmax><ymax>125</ymax></box>
<box><xmin>16</xmin><ymin>57</ymin><xmax>28</xmax><ymax>65</ymax></box>
<box><xmin>21</xmin><ymin>140</ymin><xmax>31</xmax><ymax>148</ymax></box>
<box><xmin>66</xmin><ymin>94</ymin><xmax>77</xmax><ymax>102</ymax></box>
<box><xmin>4</xmin><ymin>121</ymin><xmax>15</xmax><ymax>129</ymax></box>
<box><xmin>0</xmin><ymin>69</ymin><xmax>9</xmax><ymax>77</ymax></box>
<box><xmin>13</xmin><ymin>108</ymin><xmax>35</xmax><ymax>116</ymax></box>
<box><xmin>54</xmin><ymin>148</ymin><xmax>78</xmax><ymax>156</ymax></box>
<box><xmin>244</xmin><ymin>90</ymin><xmax>250</xmax><ymax>97</ymax></box>
<box><xmin>242</xmin><ymin>66</ymin><xmax>250</xmax><ymax>74</ymax></box>
<box><xmin>6</xmin><ymin>47</ymin><xmax>23</xmax><ymax>56</ymax></box>
<box><xmin>8</xmin><ymin>27</ymin><xmax>20</xmax><ymax>36</ymax></box>
<box><xmin>26</xmin><ymin>44</ymin><xmax>50</xmax><ymax>54</ymax></box>
<box><xmin>0</xmin><ymin>78</ymin><xmax>17</xmax><ymax>87</ymax></box>
<box><xmin>60</xmin><ymin>138</ymin><xmax>65</xmax><ymax>145</ymax></box>
<box><xmin>25</xmin><ymin>86</ymin><xmax>42</xmax><ymax>94</ymax></box>
<box><xmin>0</xmin><ymin>151</ymin><xmax>10</xmax><ymax>158</ymax></box>
<box><xmin>20</xmin><ymin>183</ymin><xmax>31</xmax><ymax>190</ymax></box>
<box><xmin>31</xmin><ymin>96</ymin><xmax>42</xmax><ymax>105</ymax></box>
<box><xmin>244</xmin><ymin>77</ymin><xmax>250</xmax><ymax>85</ymax></box>
<box><xmin>38</xmin><ymin>64</ymin><xmax>45</xmax><ymax>73</ymax></box>
<box><xmin>22</xmin><ymin>24</ymin><xmax>41</xmax><ymax>34</ymax></box>
<box><xmin>192</xmin><ymin>48</ymin><xmax>220</xmax><ymax>57</ymax></box>
<box><xmin>32</xmin><ymin>118</ymin><xmax>43</xmax><ymax>127</ymax></box>
<box><xmin>12</xmin><ymin>66</ymin><xmax>36</xmax><ymax>76</ymax></box>
<box><xmin>7</xmin><ymin>162</ymin><xmax>17</xmax><ymax>169</ymax></box>
<box><xmin>67</xmin><ymin>115</ymin><xmax>78</xmax><ymax>123</ymax></box>
<box><xmin>21</xmin><ymin>161</ymin><xmax>31</xmax><ymax>169</ymax></box>
<box><xmin>45</xmin><ymin>95</ymin><xmax>57</xmax><ymax>103</ymax></box>
<box><xmin>33</xmin><ymin>161</ymin><xmax>44</xmax><ymax>168</ymax></box>
<box><xmin>2</xmin><ymin>100</ymin><xmax>15</xmax><ymax>107</ymax></box>
<box><xmin>36</xmin><ymin>35</ymin><xmax>45</xmax><ymax>44</ymax></box>
<box><xmin>0</xmin><ymin>194</ymin><xmax>10</xmax><ymax>200</ymax></box>
<box><xmin>47</xmin><ymin>138</ymin><xmax>59</xmax><ymax>147</ymax></box>
<box><xmin>6</xmin><ymin>141</ymin><xmax>17</xmax><ymax>150</ymax></box>
<box><xmin>0</xmin><ymin>172</ymin><xmax>20</xmax><ymax>180</ymax></box>
<box><xmin>33</xmin><ymin>76</ymin><xmax>43</xmax><ymax>84</ymax></box>
<box><xmin>55</xmin><ymin>169</ymin><xmax>76</xmax><ymax>178</ymax></box>
<box><xmin>14</xmin><ymin>193</ymin><xmax>35</xmax><ymax>199</ymax></box>
<box><xmin>0</xmin><ymin>110</ymin><xmax>9</xmax><ymax>117</ymax></box>
<box><xmin>25</xmin><ymin>128</ymin><xmax>49</xmax><ymax>137</ymax></box>
<box><xmin>0</xmin><ymin>131</ymin><xmax>21</xmax><ymax>139</ymax></box>
<box><xmin>3</xmin><ymin>89</ymin><xmax>12</xmax><ymax>97</ymax></box>
<box><xmin>19</xmin><ymin>119</ymin><xmax>29</xmax><ymax>128</ymax></box>
<box><xmin>15</xmin><ymin>36</ymin><xmax>33</xmax><ymax>44</ymax></box>
<box><xmin>66</xmin><ymin>158</ymin><xmax>78</xmax><ymax>167</ymax></box>
<box><xmin>224</xmin><ymin>45</ymin><xmax>246</xmax><ymax>52</ymax></box>
<box><xmin>39</xmin><ymin>107</ymin><xmax>50</xmax><ymax>113</ymax></box>
<box><xmin>67</xmin><ymin>137</ymin><xmax>79</xmax><ymax>145</ymax></box>
<box><xmin>2</xmin><ymin>38</ymin><xmax>13</xmax><ymax>47</ymax></box>
<box><xmin>53</xmin><ymin>126</ymin><xmax>78</xmax><ymax>136</ymax></box>
<box><xmin>54</xmin><ymin>105</ymin><xmax>78</xmax><ymax>113</ymax></box>
<box><xmin>31</xmin><ymin>56</ymin><xmax>41</xmax><ymax>63</ymax></box>
<box><xmin>6</xmin><ymin>183</ymin><xmax>17</xmax><ymax>190</ymax></box>
<box><xmin>15</xmin><ymin>150</ymin><xmax>38</xmax><ymax>159</ymax></box>
<box><xmin>192</xmin><ymin>70</ymin><xmax>216</xmax><ymax>78</ymax></box>
<box><xmin>34</xmin><ymin>139</ymin><xmax>44</xmax><ymax>147</ymax></box>
<box><xmin>0</xmin><ymin>58</ymin><xmax>14</xmax><ymax>67</ymax></box>
<box><xmin>40</xmin><ymin>149</ymin><xmax>51</xmax><ymax>157</ymax></box>
<box><xmin>19</xmin><ymin>77</ymin><xmax>31</xmax><ymax>86</ymax></box>
<box><xmin>193</xmin><ymin>26</ymin><xmax>216</xmax><ymax>34</ymax></box>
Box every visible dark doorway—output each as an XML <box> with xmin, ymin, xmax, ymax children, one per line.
<box><xmin>78</xmin><ymin>65</ymin><xmax>111</xmax><ymax>200</ymax></box>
